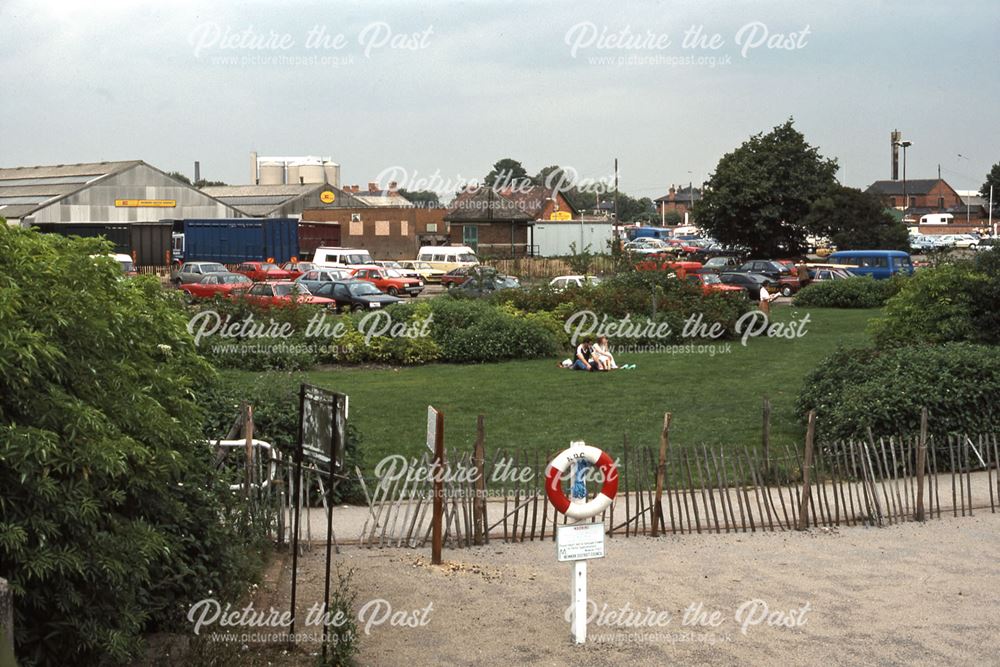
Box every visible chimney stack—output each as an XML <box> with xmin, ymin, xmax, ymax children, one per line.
<box><xmin>368</xmin><ymin>182</ymin><xmax>379</xmax><ymax>193</ymax></box>
<box><xmin>891</xmin><ymin>129</ymin><xmax>901</xmax><ymax>181</ymax></box>
<box><xmin>250</xmin><ymin>151</ymin><xmax>258</xmax><ymax>184</ymax></box>
<box><xmin>388</xmin><ymin>181</ymin><xmax>398</xmax><ymax>192</ymax></box>
<box><xmin>194</xmin><ymin>161</ymin><xmax>201</xmax><ymax>184</ymax></box>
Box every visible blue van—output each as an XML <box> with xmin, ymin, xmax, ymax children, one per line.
<box><xmin>828</xmin><ymin>250</ymin><xmax>914</xmax><ymax>280</ymax></box>
<box><xmin>629</xmin><ymin>226</ymin><xmax>672</xmax><ymax>241</ymax></box>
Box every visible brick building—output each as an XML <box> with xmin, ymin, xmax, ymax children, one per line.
<box><xmin>654</xmin><ymin>184</ymin><xmax>701</xmax><ymax>221</ymax></box>
<box><xmin>444</xmin><ymin>185</ymin><xmax>578</xmax><ymax>257</ymax></box>
<box><xmin>864</xmin><ymin>178</ymin><xmax>981</xmax><ymax>220</ymax></box>
<box><xmin>300</xmin><ymin>206</ymin><xmax>449</xmax><ymax>260</ymax></box>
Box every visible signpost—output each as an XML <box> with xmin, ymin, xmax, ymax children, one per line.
<box><xmin>544</xmin><ymin>441</ymin><xmax>617</xmax><ymax>645</ymax></box>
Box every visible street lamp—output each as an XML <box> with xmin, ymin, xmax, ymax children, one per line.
<box><xmin>895</xmin><ymin>140</ymin><xmax>912</xmax><ymax>221</ymax></box>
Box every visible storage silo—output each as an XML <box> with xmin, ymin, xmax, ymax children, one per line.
<box><xmin>323</xmin><ymin>161</ymin><xmax>341</xmax><ymax>188</ymax></box>
<box><xmin>258</xmin><ymin>162</ymin><xmax>284</xmax><ymax>185</ymax></box>
<box><xmin>298</xmin><ymin>161</ymin><xmax>326</xmax><ymax>184</ymax></box>
<box><xmin>286</xmin><ymin>163</ymin><xmax>301</xmax><ymax>185</ymax></box>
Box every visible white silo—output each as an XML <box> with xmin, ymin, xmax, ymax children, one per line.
<box><xmin>323</xmin><ymin>162</ymin><xmax>341</xmax><ymax>188</ymax></box>
<box><xmin>286</xmin><ymin>163</ymin><xmax>301</xmax><ymax>185</ymax></box>
<box><xmin>259</xmin><ymin>162</ymin><xmax>284</xmax><ymax>185</ymax></box>
<box><xmin>298</xmin><ymin>161</ymin><xmax>327</xmax><ymax>184</ymax></box>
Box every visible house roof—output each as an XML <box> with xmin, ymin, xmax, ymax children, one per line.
<box><xmin>654</xmin><ymin>186</ymin><xmax>701</xmax><ymax>204</ymax></box>
<box><xmin>0</xmin><ymin>160</ymin><xmax>143</xmax><ymax>219</ymax></box>
<box><xmin>353</xmin><ymin>192</ymin><xmax>414</xmax><ymax>208</ymax></box>
<box><xmin>444</xmin><ymin>185</ymin><xmax>577</xmax><ymax>222</ymax></box>
<box><xmin>201</xmin><ymin>183</ymin><xmax>362</xmax><ymax>216</ymax></box>
<box><xmin>865</xmin><ymin>179</ymin><xmax>944</xmax><ymax>196</ymax></box>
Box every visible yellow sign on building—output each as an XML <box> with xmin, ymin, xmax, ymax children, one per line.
<box><xmin>549</xmin><ymin>210</ymin><xmax>572</xmax><ymax>221</ymax></box>
<box><xmin>114</xmin><ymin>199</ymin><xmax>177</xmax><ymax>208</ymax></box>
<box><xmin>319</xmin><ymin>190</ymin><xmax>336</xmax><ymax>204</ymax></box>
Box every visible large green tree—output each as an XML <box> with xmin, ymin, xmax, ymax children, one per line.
<box><xmin>980</xmin><ymin>161</ymin><xmax>1000</xmax><ymax>201</ymax></box>
<box><xmin>695</xmin><ymin>119</ymin><xmax>839</xmax><ymax>256</ymax></box>
<box><xmin>804</xmin><ymin>185</ymin><xmax>910</xmax><ymax>251</ymax></box>
<box><xmin>0</xmin><ymin>225</ymin><xmax>256</xmax><ymax>664</ymax></box>
<box><xmin>483</xmin><ymin>158</ymin><xmax>529</xmax><ymax>188</ymax></box>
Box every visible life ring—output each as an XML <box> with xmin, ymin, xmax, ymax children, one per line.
<box><xmin>545</xmin><ymin>442</ymin><xmax>619</xmax><ymax>520</ymax></box>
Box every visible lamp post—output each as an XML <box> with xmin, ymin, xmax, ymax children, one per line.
<box><xmin>895</xmin><ymin>140</ymin><xmax>912</xmax><ymax>221</ymax></box>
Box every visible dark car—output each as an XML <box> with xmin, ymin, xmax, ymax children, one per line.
<box><xmin>735</xmin><ymin>260</ymin><xmax>792</xmax><ymax>280</ymax></box>
<box><xmin>311</xmin><ymin>280</ymin><xmax>403</xmax><ymax>312</ymax></box>
<box><xmin>719</xmin><ymin>272</ymin><xmax>777</xmax><ymax>300</ymax></box>
<box><xmin>452</xmin><ymin>272</ymin><xmax>520</xmax><ymax>297</ymax></box>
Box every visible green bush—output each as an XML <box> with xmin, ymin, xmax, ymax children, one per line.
<box><xmin>869</xmin><ymin>262</ymin><xmax>986</xmax><ymax>346</ymax></box>
<box><xmin>0</xmin><ymin>226</ymin><xmax>262</xmax><ymax>665</ymax></box>
<box><xmin>427</xmin><ymin>299</ymin><xmax>560</xmax><ymax>362</ymax></box>
<box><xmin>796</xmin><ymin>343</ymin><xmax>1000</xmax><ymax>442</ymax></box>
<box><xmin>793</xmin><ymin>275</ymin><xmax>904</xmax><ymax>308</ymax></box>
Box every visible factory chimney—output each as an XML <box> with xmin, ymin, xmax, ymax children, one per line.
<box><xmin>890</xmin><ymin>130</ymin><xmax>901</xmax><ymax>181</ymax></box>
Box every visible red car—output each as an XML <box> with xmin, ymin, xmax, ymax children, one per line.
<box><xmin>685</xmin><ymin>272</ymin><xmax>745</xmax><ymax>296</ymax></box>
<box><xmin>635</xmin><ymin>259</ymin><xmax>703</xmax><ymax>278</ymax></box>
<box><xmin>235</xmin><ymin>261</ymin><xmax>295</xmax><ymax>282</ymax></box>
<box><xmin>440</xmin><ymin>266</ymin><xmax>474</xmax><ymax>289</ymax></box>
<box><xmin>350</xmin><ymin>265</ymin><xmax>424</xmax><ymax>297</ymax></box>
<box><xmin>280</xmin><ymin>261</ymin><xmax>316</xmax><ymax>280</ymax></box>
<box><xmin>179</xmin><ymin>272</ymin><xmax>253</xmax><ymax>301</ymax></box>
<box><xmin>237</xmin><ymin>281</ymin><xmax>335</xmax><ymax>308</ymax></box>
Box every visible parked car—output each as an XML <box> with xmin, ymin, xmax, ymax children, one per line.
<box><xmin>416</xmin><ymin>245</ymin><xmax>479</xmax><ymax>273</ymax></box>
<box><xmin>828</xmin><ymin>250</ymin><xmax>914</xmax><ymax>279</ymax></box>
<box><xmin>296</xmin><ymin>268</ymin><xmax>353</xmax><ymax>293</ymax></box>
<box><xmin>909</xmin><ymin>234</ymin><xmax>943</xmax><ymax>253</ymax></box>
<box><xmin>735</xmin><ymin>259</ymin><xmax>801</xmax><ymax>296</ymax></box>
<box><xmin>719</xmin><ymin>272</ymin><xmax>777</xmax><ymax>300</ymax></box>
<box><xmin>453</xmin><ymin>272</ymin><xmax>520</xmax><ymax>297</ymax></box>
<box><xmin>179</xmin><ymin>273</ymin><xmax>253</xmax><ymax>301</ymax></box>
<box><xmin>234</xmin><ymin>261</ymin><xmax>295</xmax><ymax>282</ymax></box>
<box><xmin>237</xmin><ymin>281</ymin><xmax>335</xmax><ymax>308</ymax></box>
<box><xmin>398</xmin><ymin>260</ymin><xmax>446</xmax><ymax>283</ymax></box>
<box><xmin>310</xmin><ymin>280</ymin><xmax>403</xmax><ymax>312</ymax></box>
<box><xmin>549</xmin><ymin>275</ymin><xmax>602</xmax><ymax>290</ymax></box>
<box><xmin>280</xmin><ymin>261</ymin><xmax>316</xmax><ymax>279</ymax></box>
<box><xmin>684</xmin><ymin>272</ymin><xmax>745</xmax><ymax>296</ymax></box>
<box><xmin>702</xmin><ymin>256</ymin><xmax>741</xmax><ymax>272</ymax></box>
<box><xmin>807</xmin><ymin>267</ymin><xmax>856</xmax><ymax>281</ymax></box>
<box><xmin>441</xmin><ymin>266</ymin><xmax>476</xmax><ymax>289</ymax></box>
<box><xmin>311</xmin><ymin>246</ymin><xmax>375</xmax><ymax>269</ymax></box>
<box><xmin>350</xmin><ymin>265</ymin><xmax>424</xmax><ymax>297</ymax></box>
<box><xmin>376</xmin><ymin>260</ymin><xmax>421</xmax><ymax>279</ymax></box>
<box><xmin>171</xmin><ymin>261</ymin><xmax>229</xmax><ymax>286</ymax></box>
<box><xmin>624</xmin><ymin>238</ymin><xmax>672</xmax><ymax>255</ymax></box>
<box><xmin>937</xmin><ymin>234</ymin><xmax>980</xmax><ymax>249</ymax></box>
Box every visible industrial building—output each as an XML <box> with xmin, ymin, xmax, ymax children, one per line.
<box><xmin>200</xmin><ymin>183</ymin><xmax>367</xmax><ymax>218</ymax></box>
<box><xmin>250</xmin><ymin>153</ymin><xmax>341</xmax><ymax>188</ymax></box>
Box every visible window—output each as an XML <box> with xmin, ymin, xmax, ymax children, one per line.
<box><xmin>938</xmin><ymin>196</ymin><xmax>945</xmax><ymax>210</ymax></box>
<box><xmin>446</xmin><ymin>255</ymin><xmax>457</xmax><ymax>263</ymax></box>
<box><xmin>375</xmin><ymin>220</ymin><xmax>390</xmax><ymax>236</ymax></box>
<box><xmin>890</xmin><ymin>197</ymin><xmax>897</xmax><ymax>207</ymax></box>
<box><xmin>351</xmin><ymin>213</ymin><xmax>362</xmax><ymax>222</ymax></box>
<box><xmin>909</xmin><ymin>197</ymin><xmax>916</xmax><ymax>208</ymax></box>
<box><xmin>419</xmin><ymin>253</ymin><xmax>431</xmax><ymax>261</ymax></box>
<box><xmin>462</xmin><ymin>225</ymin><xmax>478</xmax><ymax>250</ymax></box>
<box><xmin>250</xmin><ymin>284</ymin><xmax>269</xmax><ymax>296</ymax></box>
<box><xmin>426</xmin><ymin>223</ymin><xmax>438</xmax><ymax>233</ymax></box>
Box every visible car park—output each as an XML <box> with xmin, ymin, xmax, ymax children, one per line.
<box><xmin>398</xmin><ymin>260</ymin><xmax>446</xmax><ymax>283</ymax></box>
<box><xmin>549</xmin><ymin>275</ymin><xmax>602</xmax><ymax>290</ymax></box>
<box><xmin>310</xmin><ymin>280</ymin><xmax>403</xmax><ymax>312</ymax></box>
<box><xmin>237</xmin><ymin>281</ymin><xmax>335</xmax><ymax>308</ymax></box>
<box><xmin>828</xmin><ymin>250</ymin><xmax>914</xmax><ymax>279</ymax></box>
<box><xmin>280</xmin><ymin>261</ymin><xmax>316</xmax><ymax>279</ymax></box>
<box><xmin>179</xmin><ymin>273</ymin><xmax>252</xmax><ymax>301</ymax></box>
<box><xmin>171</xmin><ymin>261</ymin><xmax>229</xmax><ymax>286</ymax></box>
<box><xmin>350</xmin><ymin>265</ymin><xmax>424</xmax><ymax>297</ymax></box>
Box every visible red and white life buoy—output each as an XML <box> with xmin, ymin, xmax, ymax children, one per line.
<box><xmin>545</xmin><ymin>443</ymin><xmax>619</xmax><ymax>520</ymax></box>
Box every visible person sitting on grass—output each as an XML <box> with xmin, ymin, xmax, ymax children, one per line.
<box><xmin>572</xmin><ymin>338</ymin><xmax>598</xmax><ymax>371</ymax></box>
<box><xmin>592</xmin><ymin>335</ymin><xmax>618</xmax><ymax>370</ymax></box>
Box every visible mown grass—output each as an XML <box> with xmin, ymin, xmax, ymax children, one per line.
<box><xmin>222</xmin><ymin>306</ymin><xmax>879</xmax><ymax>469</ymax></box>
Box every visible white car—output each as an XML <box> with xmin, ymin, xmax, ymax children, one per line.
<box><xmin>938</xmin><ymin>234</ymin><xmax>979</xmax><ymax>249</ymax></box>
<box><xmin>623</xmin><ymin>238</ymin><xmax>670</xmax><ymax>254</ymax></box>
<box><xmin>549</xmin><ymin>275</ymin><xmax>602</xmax><ymax>290</ymax></box>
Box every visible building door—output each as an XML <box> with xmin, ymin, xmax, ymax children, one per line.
<box><xmin>462</xmin><ymin>225</ymin><xmax>478</xmax><ymax>251</ymax></box>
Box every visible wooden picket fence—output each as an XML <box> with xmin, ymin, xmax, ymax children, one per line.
<box><xmin>483</xmin><ymin>255</ymin><xmax>617</xmax><ymax>280</ymax></box>
<box><xmin>355</xmin><ymin>414</ymin><xmax>1000</xmax><ymax>549</ymax></box>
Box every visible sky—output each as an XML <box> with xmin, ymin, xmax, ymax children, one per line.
<box><xmin>2</xmin><ymin>0</ymin><xmax>998</xmax><ymax>200</ymax></box>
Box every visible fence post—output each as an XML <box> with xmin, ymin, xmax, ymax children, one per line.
<box><xmin>762</xmin><ymin>397</ymin><xmax>771</xmax><ymax>475</ymax></box>
<box><xmin>651</xmin><ymin>413</ymin><xmax>672</xmax><ymax>538</ymax></box>
<box><xmin>431</xmin><ymin>409</ymin><xmax>445</xmax><ymax>565</ymax></box>
<box><xmin>0</xmin><ymin>577</ymin><xmax>13</xmax><ymax>665</ymax></box>
<box><xmin>915</xmin><ymin>407</ymin><xmax>928</xmax><ymax>522</ymax></box>
<box><xmin>243</xmin><ymin>403</ymin><xmax>255</xmax><ymax>499</ymax></box>
<box><xmin>473</xmin><ymin>415</ymin><xmax>486</xmax><ymax>545</ymax></box>
<box><xmin>797</xmin><ymin>411</ymin><xmax>816</xmax><ymax>531</ymax></box>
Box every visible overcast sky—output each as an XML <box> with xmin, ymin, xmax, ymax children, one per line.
<box><xmin>2</xmin><ymin>0</ymin><xmax>998</xmax><ymax>199</ymax></box>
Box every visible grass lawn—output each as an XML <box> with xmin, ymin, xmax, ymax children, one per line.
<box><xmin>223</xmin><ymin>307</ymin><xmax>879</xmax><ymax>468</ymax></box>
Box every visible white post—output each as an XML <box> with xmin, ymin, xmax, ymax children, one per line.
<box><xmin>990</xmin><ymin>186</ymin><xmax>994</xmax><ymax>236</ymax></box>
<box><xmin>569</xmin><ymin>442</ymin><xmax>587</xmax><ymax>644</ymax></box>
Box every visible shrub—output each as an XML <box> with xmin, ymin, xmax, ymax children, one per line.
<box><xmin>793</xmin><ymin>275</ymin><xmax>904</xmax><ymax>308</ymax></box>
<box><xmin>428</xmin><ymin>299</ymin><xmax>560</xmax><ymax>362</ymax></box>
<box><xmin>869</xmin><ymin>262</ymin><xmax>986</xmax><ymax>346</ymax></box>
<box><xmin>796</xmin><ymin>343</ymin><xmax>1000</xmax><ymax>442</ymax></box>
<box><xmin>0</xmin><ymin>226</ymin><xmax>261</xmax><ymax>665</ymax></box>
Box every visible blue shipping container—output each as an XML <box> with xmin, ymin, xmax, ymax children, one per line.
<box><xmin>180</xmin><ymin>219</ymin><xmax>299</xmax><ymax>264</ymax></box>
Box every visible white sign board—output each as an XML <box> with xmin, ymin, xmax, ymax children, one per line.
<box><xmin>556</xmin><ymin>523</ymin><xmax>606</xmax><ymax>562</ymax></box>
<box><xmin>426</xmin><ymin>406</ymin><xmax>439</xmax><ymax>453</ymax></box>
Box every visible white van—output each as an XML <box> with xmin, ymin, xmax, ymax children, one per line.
<box><xmin>311</xmin><ymin>246</ymin><xmax>374</xmax><ymax>269</ymax></box>
<box><xmin>919</xmin><ymin>213</ymin><xmax>953</xmax><ymax>225</ymax></box>
<box><xmin>416</xmin><ymin>245</ymin><xmax>479</xmax><ymax>273</ymax></box>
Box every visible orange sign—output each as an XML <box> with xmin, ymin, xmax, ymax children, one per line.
<box><xmin>549</xmin><ymin>210</ymin><xmax>572</xmax><ymax>221</ymax></box>
<box><xmin>319</xmin><ymin>190</ymin><xmax>336</xmax><ymax>204</ymax></box>
<box><xmin>115</xmin><ymin>199</ymin><xmax>176</xmax><ymax>208</ymax></box>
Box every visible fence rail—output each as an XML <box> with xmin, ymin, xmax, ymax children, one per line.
<box><xmin>483</xmin><ymin>255</ymin><xmax>616</xmax><ymax>280</ymax></box>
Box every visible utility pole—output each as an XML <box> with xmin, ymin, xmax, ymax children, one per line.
<box><xmin>613</xmin><ymin>158</ymin><xmax>619</xmax><ymax>225</ymax></box>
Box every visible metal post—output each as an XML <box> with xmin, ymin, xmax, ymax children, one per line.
<box><xmin>569</xmin><ymin>445</ymin><xmax>587</xmax><ymax>644</ymax></box>
<box><xmin>431</xmin><ymin>409</ymin><xmax>445</xmax><ymax>565</ymax></box>
<box><xmin>289</xmin><ymin>385</ymin><xmax>305</xmax><ymax>641</ymax></box>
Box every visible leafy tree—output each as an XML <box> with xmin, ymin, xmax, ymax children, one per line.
<box><xmin>695</xmin><ymin>119</ymin><xmax>839</xmax><ymax>257</ymax></box>
<box><xmin>0</xmin><ymin>225</ymin><xmax>258</xmax><ymax>664</ymax></box>
<box><xmin>484</xmin><ymin>158</ymin><xmax>530</xmax><ymax>188</ymax></box>
<box><xmin>804</xmin><ymin>185</ymin><xmax>910</xmax><ymax>250</ymax></box>
<box><xmin>980</xmin><ymin>161</ymin><xmax>1000</xmax><ymax>201</ymax></box>
<box><xmin>663</xmin><ymin>210</ymin><xmax>684</xmax><ymax>226</ymax></box>
<box><xmin>616</xmin><ymin>194</ymin><xmax>656</xmax><ymax>223</ymax></box>
<box><xmin>398</xmin><ymin>189</ymin><xmax>441</xmax><ymax>207</ymax></box>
